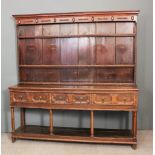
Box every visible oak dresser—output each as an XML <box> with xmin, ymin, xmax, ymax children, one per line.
<box><xmin>9</xmin><ymin>11</ymin><xmax>139</xmax><ymax>149</ymax></box>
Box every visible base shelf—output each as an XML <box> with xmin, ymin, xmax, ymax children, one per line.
<box><xmin>12</xmin><ymin>125</ymin><xmax>136</xmax><ymax>145</ymax></box>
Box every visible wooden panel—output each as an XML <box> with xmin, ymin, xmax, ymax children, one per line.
<box><xmin>43</xmin><ymin>39</ymin><xmax>60</xmax><ymax>64</ymax></box>
<box><xmin>60</xmin><ymin>24</ymin><xmax>78</xmax><ymax>35</ymax></box>
<box><xmin>38</xmin><ymin>18</ymin><xmax>54</xmax><ymax>24</ymax></box>
<box><xmin>18</xmin><ymin>25</ymin><xmax>42</xmax><ymax>37</ymax></box>
<box><xmin>78</xmin><ymin>38</ymin><xmax>95</xmax><ymax>65</ymax></box>
<box><xmin>12</xmin><ymin>92</ymin><xmax>28</xmax><ymax>102</ymax></box>
<box><xmin>20</xmin><ymin>68</ymin><xmax>60</xmax><ymax>82</ymax></box>
<box><xmin>19</xmin><ymin>39</ymin><xmax>42</xmax><ymax>65</ymax></box>
<box><xmin>18</xmin><ymin>18</ymin><xmax>36</xmax><ymax>25</ymax></box>
<box><xmin>116</xmin><ymin>37</ymin><xmax>134</xmax><ymax>64</ymax></box>
<box><xmin>78</xmin><ymin>23</ymin><xmax>95</xmax><ymax>35</ymax></box>
<box><xmin>75</xmin><ymin>16</ymin><xmax>92</xmax><ymax>22</ymax></box>
<box><xmin>94</xmin><ymin>16</ymin><xmax>112</xmax><ymax>22</ymax></box>
<box><xmin>96</xmin><ymin>68</ymin><xmax>134</xmax><ymax>83</ymax></box>
<box><xmin>30</xmin><ymin>92</ymin><xmax>50</xmax><ymax>103</ymax></box>
<box><xmin>72</xmin><ymin>94</ymin><xmax>91</xmax><ymax>104</ymax></box>
<box><xmin>43</xmin><ymin>24</ymin><xmax>59</xmax><ymax>36</ymax></box>
<box><xmin>60</xmin><ymin>68</ymin><xmax>77</xmax><ymax>82</ymax></box>
<box><xmin>57</xmin><ymin>17</ymin><xmax>73</xmax><ymax>23</ymax></box>
<box><xmin>96</xmin><ymin>23</ymin><xmax>115</xmax><ymax>34</ymax></box>
<box><xmin>61</xmin><ymin>38</ymin><xmax>78</xmax><ymax>65</ymax></box>
<box><xmin>51</xmin><ymin>94</ymin><xmax>70</xmax><ymax>104</ymax></box>
<box><xmin>78</xmin><ymin>68</ymin><xmax>94</xmax><ymax>82</ymax></box>
<box><xmin>96</xmin><ymin>37</ymin><xmax>115</xmax><ymax>65</ymax></box>
<box><xmin>116</xmin><ymin>22</ymin><xmax>135</xmax><ymax>34</ymax></box>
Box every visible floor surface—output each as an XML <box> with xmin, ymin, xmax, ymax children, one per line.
<box><xmin>1</xmin><ymin>130</ymin><xmax>153</xmax><ymax>155</ymax></box>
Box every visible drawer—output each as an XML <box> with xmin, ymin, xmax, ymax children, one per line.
<box><xmin>72</xmin><ymin>94</ymin><xmax>90</xmax><ymax>104</ymax></box>
<box><xmin>93</xmin><ymin>94</ymin><xmax>112</xmax><ymax>105</ymax></box>
<box><xmin>30</xmin><ymin>92</ymin><xmax>50</xmax><ymax>103</ymax></box>
<box><xmin>12</xmin><ymin>92</ymin><xmax>28</xmax><ymax>102</ymax></box>
<box><xmin>51</xmin><ymin>94</ymin><xmax>70</xmax><ymax>104</ymax></box>
<box><xmin>114</xmin><ymin>94</ymin><xmax>134</xmax><ymax>105</ymax></box>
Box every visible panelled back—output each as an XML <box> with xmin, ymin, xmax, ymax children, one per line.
<box><xmin>17</xmin><ymin>12</ymin><xmax>137</xmax><ymax>84</ymax></box>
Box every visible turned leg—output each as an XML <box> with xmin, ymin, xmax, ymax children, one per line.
<box><xmin>90</xmin><ymin>110</ymin><xmax>94</xmax><ymax>137</ymax></box>
<box><xmin>49</xmin><ymin>109</ymin><xmax>53</xmax><ymax>134</ymax></box>
<box><xmin>131</xmin><ymin>111</ymin><xmax>137</xmax><ymax>149</ymax></box>
<box><xmin>20</xmin><ymin>108</ymin><xmax>25</xmax><ymax>128</ymax></box>
<box><xmin>11</xmin><ymin>107</ymin><xmax>16</xmax><ymax>142</ymax></box>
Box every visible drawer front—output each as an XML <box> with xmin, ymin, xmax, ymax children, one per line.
<box><xmin>12</xmin><ymin>92</ymin><xmax>28</xmax><ymax>102</ymax></box>
<box><xmin>93</xmin><ymin>94</ymin><xmax>112</xmax><ymax>105</ymax></box>
<box><xmin>51</xmin><ymin>94</ymin><xmax>70</xmax><ymax>104</ymax></box>
<box><xmin>30</xmin><ymin>92</ymin><xmax>50</xmax><ymax>103</ymax></box>
<box><xmin>114</xmin><ymin>94</ymin><xmax>135</xmax><ymax>105</ymax></box>
<box><xmin>72</xmin><ymin>94</ymin><xmax>91</xmax><ymax>104</ymax></box>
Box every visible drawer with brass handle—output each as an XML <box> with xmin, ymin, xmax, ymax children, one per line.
<box><xmin>12</xmin><ymin>92</ymin><xmax>28</xmax><ymax>102</ymax></box>
<box><xmin>93</xmin><ymin>94</ymin><xmax>112</xmax><ymax>105</ymax></box>
<box><xmin>114</xmin><ymin>94</ymin><xmax>135</xmax><ymax>105</ymax></box>
<box><xmin>30</xmin><ymin>93</ymin><xmax>50</xmax><ymax>103</ymax></box>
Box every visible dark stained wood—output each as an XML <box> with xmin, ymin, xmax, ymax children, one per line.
<box><xmin>96</xmin><ymin>68</ymin><xmax>134</xmax><ymax>83</ymax></box>
<box><xmin>95</xmin><ymin>37</ymin><xmax>115</xmax><ymax>64</ymax></box>
<box><xmin>116</xmin><ymin>37</ymin><xmax>134</xmax><ymax>64</ymax></box>
<box><xmin>18</xmin><ymin>25</ymin><xmax>42</xmax><ymax>37</ymax></box>
<box><xmin>20</xmin><ymin>108</ymin><xmax>25</xmax><ymax>127</ymax></box>
<box><xmin>9</xmin><ymin>11</ymin><xmax>139</xmax><ymax>149</ymax></box>
<box><xmin>43</xmin><ymin>39</ymin><xmax>60</xmax><ymax>65</ymax></box>
<box><xmin>19</xmin><ymin>39</ymin><xmax>42</xmax><ymax>65</ymax></box>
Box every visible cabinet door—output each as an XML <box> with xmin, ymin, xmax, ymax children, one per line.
<box><xmin>43</xmin><ymin>39</ymin><xmax>60</xmax><ymax>64</ymax></box>
<box><xmin>19</xmin><ymin>39</ymin><xmax>42</xmax><ymax>65</ymax></box>
<box><xmin>78</xmin><ymin>37</ymin><xmax>95</xmax><ymax>65</ymax></box>
<box><xmin>116</xmin><ymin>37</ymin><xmax>134</xmax><ymax>64</ymax></box>
<box><xmin>96</xmin><ymin>37</ymin><xmax>115</xmax><ymax>64</ymax></box>
<box><xmin>18</xmin><ymin>25</ymin><xmax>42</xmax><ymax>37</ymax></box>
<box><xmin>43</xmin><ymin>24</ymin><xmax>60</xmax><ymax>36</ymax></box>
<box><xmin>61</xmin><ymin>38</ymin><xmax>78</xmax><ymax>65</ymax></box>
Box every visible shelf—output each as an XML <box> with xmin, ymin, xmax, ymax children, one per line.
<box><xmin>13</xmin><ymin>125</ymin><xmax>136</xmax><ymax>144</ymax></box>
<box><xmin>18</xmin><ymin>34</ymin><xmax>136</xmax><ymax>39</ymax></box>
<box><xmin>19</xmin><ymin>64</ymin><xmax>135</xmax><ymax>68</ymax></box>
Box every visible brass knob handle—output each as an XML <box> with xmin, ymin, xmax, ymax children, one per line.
<box><xmin>102</xmin><ymin>98</ymin><xmax>105</xmax><ymax>103</ymax></box>
<box><xmin>123</xmin><ymin>98</ymin><xmax>127</xmax><ymax>102</ymax></box>
<box><xmin>39</xmin><ymin>96</ymin><xmax>42</xmax><ymax>100</ymax></box>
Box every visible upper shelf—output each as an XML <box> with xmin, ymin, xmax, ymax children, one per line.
<box><xmin>13</xmin><ymin>11</ymin><xmax>140</xmax><ymax>25</ymax></box>
<box><xmin>18</xmin><ymin>34</ymin><xmax>136</xmax><ymax>39</ymax></box>
<box><xmin>19</xmin><ymin>64</ymin><xmax>135</xmax><ymax>68</ymax></box>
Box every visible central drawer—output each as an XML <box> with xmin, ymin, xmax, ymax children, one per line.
<box><xmin>93</xmin><ymin>94</ymin><xmax>112</xmax><ymax>105</ymax></box>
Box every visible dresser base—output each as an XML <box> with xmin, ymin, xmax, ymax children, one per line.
<box><xmin>11</xmin><ymin>125</ymin><xmax>137</xmax><ymax>147</ymax></box>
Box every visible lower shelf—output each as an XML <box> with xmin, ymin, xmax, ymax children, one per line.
<box><xmin>12</xmin><ymin>125</ymin><xmax>136</xmax><ymax>145</ymax></box>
